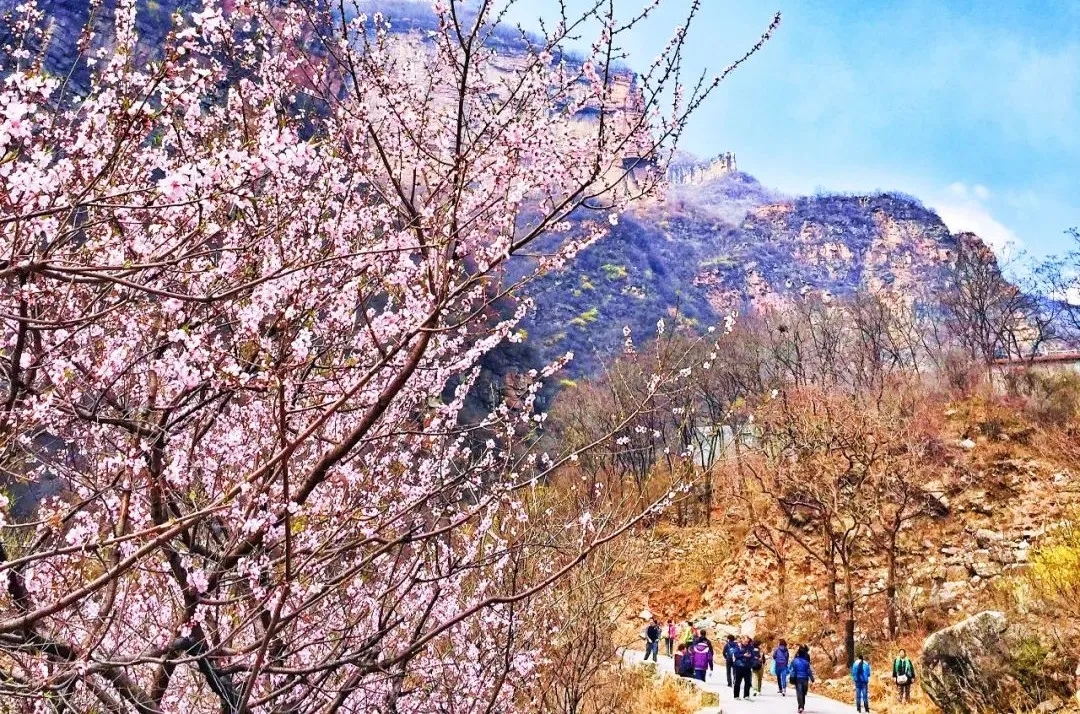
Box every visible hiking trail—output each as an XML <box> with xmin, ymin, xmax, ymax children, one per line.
<box><xmin>622</xmin><ymin>650</ymin><xmax>858</xmax><ymax>714</ymax></box>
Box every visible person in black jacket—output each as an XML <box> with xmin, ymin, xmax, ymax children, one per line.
<box><xmin>730</xmin><ymin>635</ymin><xmax>754</xmax><ymax>700</ymax></box>
<box><xmin>643</xmin><ymin>619</ymin><xmax>660</xmax><ymax>662</ymax></box>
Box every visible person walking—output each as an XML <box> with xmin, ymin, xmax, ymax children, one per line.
<box><xmin>690</xmin><ymin>638</ymin><xmax>713</xmax><ymax>682</ymax></box>
<box><xmin>643</xmin><ymin>619</ymin><xmax>660</xmax><ymax>663</ymax></box>
<box><xmin>750</xmin><ymin>639</ymin><xmax>764</xmax><ymax>695</ymax></box>
<box><xmin>681</xmin><ymin>620</ymin><xmax>696</xmax><ymax>648</ymax></box>
<box><xmin>723</xmin><ymin>634</ymin><xmax>737</xmax><ymax>687</ymax></box>
<box><xmin>674</xmin><ymin>643</ymin><xmax>690</xmax><ymax>677</ymax></box>
<box><xmin>731</xmin><ymin>635</ymin><xmax>754</xmax><ymax>700</ymax></box>
<box><xmin>790</xmin><ymin>644</ymin><xmax>815</xmax><ymax>714</ymax></box>
<box><xmin>665</xmin><ymin>619</ymin><xmax>677</xmax><ymax>658</ymax></box>
<box><xmin>773</xmin><ymin>639</ymin><xmax>791</xmax><ymax>696</ymax></box>
<box><xmin>852</xmin><ymin>652</ymin><xmax>871</xmax><ymax>713</ymax></box>
<box><xmin>697</xmin><ymin>629</ymin><xmax>715</xmax><ymax>676</ymax></box>
<box><xmin>892</xmin><ymin>649</ymin><xmax>916</xmax><ymax>703</ymax></box>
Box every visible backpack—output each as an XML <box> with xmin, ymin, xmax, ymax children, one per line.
<box><xmin>678</xmin><ymin>652</ymin><xmax>695</xmax><ymax>676</ymax></box>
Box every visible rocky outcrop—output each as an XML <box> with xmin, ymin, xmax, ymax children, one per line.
<box><xmin>667</xmin><ymin>154</ymin><xmax>738</xmax><ymax>185</ymax></box>
<box><xmin>921</xmin><ymin>611</ymin><xmax>1067</xmax><ymax>713</ymax></box>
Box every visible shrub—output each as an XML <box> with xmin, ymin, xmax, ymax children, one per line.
<box><xmin>602</xmin><ymin>263</ymin><xmax>629</xmax><ymax>280</ymax></box>
<box><xmin>1024</xmin><ymin>521</ymin><xmax>1080</xmax><ymax>621</ymax></box>
<box><xmin>1026</xmin><ymin>371</ymin><xmax>1080</xmax><ymax>429</ymax></box>
<box><xmin>571</xmin><ymin>307</ymin><xmax>600</xmax><ymax>327</ymax></box>
<box><xmin>631</xmin><ymin>675</ymin><xmax>702</xmax><ymax>714</ymax></box>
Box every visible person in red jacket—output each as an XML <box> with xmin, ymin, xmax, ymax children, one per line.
<box><xmin>674</xmin><ymin>643</ymin><xmax>688</xmax><ymax>676</ymax></box>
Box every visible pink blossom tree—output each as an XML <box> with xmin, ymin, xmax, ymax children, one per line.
<box><xmin>0</xmin><ymin>0</ymin><xmax>778</xmax><ymax>710</ymax></box>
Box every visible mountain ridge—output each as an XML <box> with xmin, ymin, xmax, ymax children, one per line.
<box><xmin>517</xmin><ymin>167</ymin><xmax>977</xmax><ymax>376</ymax></box>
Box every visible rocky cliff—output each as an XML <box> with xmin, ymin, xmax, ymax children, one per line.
<box><xmin>519</xmin><ymin>171</ymin><xmax>973</xmax><ymax>375</ymax></box>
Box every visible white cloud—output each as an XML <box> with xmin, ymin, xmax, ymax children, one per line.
<box><xmin>932</xmin><ymin>203</ymin><xmax>1018</xmax><ymax>257</ymax></box>
<box><xmin>931</xmin><ymin>181</ymin><xmax>1019</xmax><ymax>253</ymax></box>
<box><xmin>947</xmin><ymin>182</ymin><xmax>990</xmax><ymax>201</ymax></box>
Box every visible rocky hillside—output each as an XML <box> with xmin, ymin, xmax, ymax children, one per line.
<box><xmin>520</xmin><ymin>160</ymin><xmax>970</xmax><ymax>375</ymax></box>
<box><xmin>635</xmin><ymin>392</ymin><xmax>1080</xmax><ymax>663</ymax></box>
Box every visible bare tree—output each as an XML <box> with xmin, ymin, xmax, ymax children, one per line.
<box><xmin>941</xmin><ymin>234</ymin><xmax>1051</xmax><ymax>363</ymax></box>
<box><xmin>751</xmin><ymin>387</ymin><xmax>876</xmax><ymax>667</ymax></box>
<box><xmin>861</xmin><ymin>381</ymin><xmax>945</xmax><ymax>639</ymax></box>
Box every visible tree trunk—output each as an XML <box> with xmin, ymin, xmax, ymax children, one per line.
<box><xmin>844</xmin><ymin>614</ymin><xmax>855</xmax><ymax>669</ymax></box>
<box><xmin>844</xmin><ymin>569</ymin><xmax>856</xmax><ymax>667</ymax></box>
<box><xmin>701</xmin><ymin>467</ymin><xmax>713</xmax><ymax>525</ymax></box>
<box><xmin>776</xmin><ymin>554</ymin><xmax>788</xmax><ymax>623</ymax></box>
<box><xmin>886</xmin><ymin>533</ymin><xmax>899</xmax><ymax>639</ymax></box>
<box><xmin>825</xmin><ymin>567</ymin><xmax>840</xmax><ymax>666</ymax></box>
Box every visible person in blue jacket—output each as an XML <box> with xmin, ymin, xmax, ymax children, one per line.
<box><xmin>772</xmin><ymin>639</ymin><xmax>791</xmax><ymax>696</ymax></box>
<box><xmin>790</xmin><ymin>644</ymin><xmax>815</xmax><ymax>714</ymax></box>
<box><xmin>852</xmin><ymin>652</ymin><xmax>871</xmax><ymax>712</ymax></box>
<box><xmin>722</xmin><ymin>634</ymin><xmax>737</xmax><ymax>686</ymax></box>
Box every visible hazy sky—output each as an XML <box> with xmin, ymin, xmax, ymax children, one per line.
<box><xmin>501</xmin><ymin>0</ymin><xmax>1080</xmax><ymax>257</ymax></box>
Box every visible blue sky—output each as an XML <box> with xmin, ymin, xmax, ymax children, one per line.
<box><xmin>502</xmin><ymin>0</ymin><xmax>1080</xmax><ymax>257</ymax></box>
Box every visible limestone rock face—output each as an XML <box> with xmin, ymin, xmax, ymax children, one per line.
<box><xmin>921</xmin><ymin>611</ymin><xmax>1065</xmax><ymax>713</ymax></box>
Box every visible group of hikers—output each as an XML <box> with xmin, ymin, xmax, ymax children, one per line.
<box><xmin>643</xmin><ymin>619</ymin><xmax>918</xmax><ymax>713</ymax></box>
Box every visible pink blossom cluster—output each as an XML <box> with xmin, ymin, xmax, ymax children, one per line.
<box><xmin>0</xmin><ymin>0</ymin><xmax>760</xmax><ymax>710</ymax></box>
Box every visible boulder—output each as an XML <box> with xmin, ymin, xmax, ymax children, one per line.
<box><xmin>922</xmin><ymin>480</ymin><xmax>951</xmax><ymax>513</ymax></box>
<box><xmin>922</xmin><ymin>611</ymin><xmax>1067</xmax><ymax>713</ymax></box>
<box><xmin>929</xmin><ymin>581</ymin><xmax>967</xmax><ymax>608</ymax></box>
<box><xmin>970</xmin><ymin>551</ymin><xmax>1002</xmax><ymax>578</ymax></box>
<box><xmin>973</xmin><ymin>529</ymin><xmax>1003</xmax><ymax>548</ymax></box>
